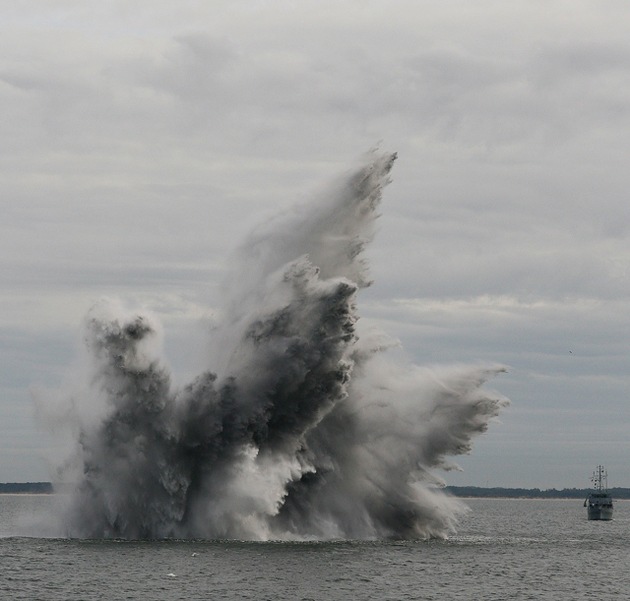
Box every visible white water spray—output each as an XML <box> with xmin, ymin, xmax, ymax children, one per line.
<box><xmin>40</xmin><ymin>151</ymin><xmax>508</xmax><ymax>539</ymax></box>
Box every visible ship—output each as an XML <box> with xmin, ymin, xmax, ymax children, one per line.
<box><xmin>584</xmin><ymin>465</ymin><xmax>613</xmax><ymax>521</ymax></box>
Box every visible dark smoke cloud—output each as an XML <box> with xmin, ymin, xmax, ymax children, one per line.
<box><xmin>40</xmin><ymin>150</ymin><xmax>508</xmax><ymax>539</ymax></box>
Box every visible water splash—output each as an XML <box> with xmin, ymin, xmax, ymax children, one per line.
<box><xmin>41</xmin><ymin>150</ymin><xmax>508</xmax><ymax>539</ymax></box>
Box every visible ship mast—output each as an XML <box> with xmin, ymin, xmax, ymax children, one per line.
<box><xmin>591</xmin><ymin>465</ymin><xmax>608</xmax><ymax>492</ymax></box>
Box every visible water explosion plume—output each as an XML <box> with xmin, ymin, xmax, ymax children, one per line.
<box><xmin>44</xmin><ymin>151</ymin><xmax>508</xmax><ymax>540</ymax></box>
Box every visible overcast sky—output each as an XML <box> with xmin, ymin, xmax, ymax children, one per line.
<box><xmin>2</xmin><ymin>0</ymin><xmax>630</xmax><ymax>489</ymax></box>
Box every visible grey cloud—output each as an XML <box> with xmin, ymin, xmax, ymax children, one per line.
<box><xmin>2</xmin><ymin>0</ymin><xmax>630</xmax><ymax>490</ymax></box>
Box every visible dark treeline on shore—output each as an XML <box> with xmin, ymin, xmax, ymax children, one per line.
<box><xmin>3</xmin><ymin>482</ymin><xmax>630</xmax><ymax>498</ymax></box>
<box><xmin>446</xmin><ymin>486</ymin><xmax>630</xmax><ymax>499</ymax></box>
<box><xmin>0</xmin><ymin>482</ymin><xmax>53</xmax><ymax>494</ymax></box>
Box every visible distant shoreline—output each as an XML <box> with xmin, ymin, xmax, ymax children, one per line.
<box><xmin>0</xmin><ymin>482</ymin><xmax>53</xmax><ymax>494</ymax></box>
<box><xmin>445</xmin><ymin>485</ymin><xmax>630</xmax><ymax>499</ymax></box>
<box><xmin>3</xmin><ymin>482</ymin><xmax>630</xmax><ymax>499</ymax></box>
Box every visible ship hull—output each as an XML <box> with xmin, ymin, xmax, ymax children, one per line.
<box><xmin>587</xmin><ymin>505</ymin><xmax>613</xmax><ymax>521</ymax></box>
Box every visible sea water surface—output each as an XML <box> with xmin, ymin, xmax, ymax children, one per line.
<box><xmin>1</xmin><ymin>495</ymin><xmax>628</xmax><ymax>600</ymax></box>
